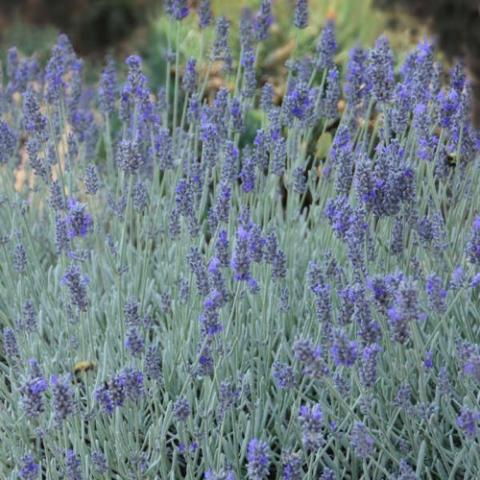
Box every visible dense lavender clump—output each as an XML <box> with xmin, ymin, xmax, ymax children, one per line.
<box><xmin>0</xmin><ymin>8</ymin><xmax>479</xmax><ymax>480</ymax></box>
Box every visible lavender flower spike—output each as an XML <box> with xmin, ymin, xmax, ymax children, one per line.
<box><xmin>247</xmin><ymin>439</ymin><xmax>271</xmax><ymax>480</ymax></box>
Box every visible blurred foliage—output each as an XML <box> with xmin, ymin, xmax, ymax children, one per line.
<box><xmin>144</xmin><ymin>0</ymin><xmax>400</xmax><ymax>91</ymax></box>
<box><xmin>0</xmin><ymin>0</ymin><xmax>430</xmax><ymax>93</ymax></box>
<box><xmin>0</xmin><ymin>0</ymin><xmax>155</xmax><ymax>55</ymax></box>
<box><xmin>0</xmin><ymin>19</ymin><xmax>58</xmax><ymax>76</ymax></box>
<box><xmin>0</xmin><ymin>20</ymin><xmax>58</xmax><ymax>59</ymax></box>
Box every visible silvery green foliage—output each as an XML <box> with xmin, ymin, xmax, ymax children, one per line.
<box><xmin>1</xmin><ymin>4</ymin><xmax>480</xmax><ymax>479</ymax></box>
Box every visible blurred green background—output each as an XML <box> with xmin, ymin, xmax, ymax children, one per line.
<box><xmin>0</xmin><ymin>0</ymin><xmax>423</xmax><ymax>85</ymax></box>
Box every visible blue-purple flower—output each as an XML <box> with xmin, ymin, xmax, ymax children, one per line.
<box><xmin>368</xmin><ymin>35</ymin><xmax>394</xmax><ymax>104</ymax></box>
<box><xmin>299</xmin><ymin>403</ymin><xmax>324</xmax><ymax>451</ymax></box>
<box><xmin>18</xmin><ymin>454</ymin><xmax>40</xmax><ymax>480</ymax></box>
<box><xmin>316</xmin><ymin>20</ymin><xmax>337</xmax><ymax>71</ymax></box>
<box><xmin>247</xmin><ymin>439</ymin><xmax>270</xmax><ymax>480</ymax></box>
<box><xmin>51</xmin><ymin>374</ymin><xmax>76</xmax><ymax>423</ymax></box>
<box><xmin>467</xmin><ymin>216</ymin><xmax>480</xmax><ymax>265</ymax></box>
<box><xmin>350</xmin><ymin>421</ymin><xmax>375</xmax><ymax>458</ymax></box>
<box><xmin>65</xmin><ymin>198</ymin><xmax>93</xmax><ymax>238</ymax></box>
<box><xmin>456</xmin><ymin>408</ymin><xmax>479</xmax><ymax>439</ymax></box>
<box><xmin>61</xmin><ymin>264</ymin><xmax>89</xmax><ymax>311</ymax></box>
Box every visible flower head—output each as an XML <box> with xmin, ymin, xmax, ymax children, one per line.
<box><xmin>247</xmin><ymin>439</ymin><xmax>270</xmax><ymax>480</ymax></box>
<box><xmin>254</xmin><ymin>0</ymin><xmax>273</xmax><ymax>41</ymax></box>
<box><xmin>51</xmin><ymin>374</ymin><xmax>76</xmax><ymax>423</ymax></box>
<box><xmin>368</xmin><ymin>35</ymin><xmax>394</xmax><ymax>104</ymax></box>
<box><xmin>467</xmin><ymin>216</ymin><xmax>480</xmax><ymax>265</ymax></box>
<box><xmin>66</xmin><ymin>198</ymin><xmax>93</xmax><ymax>238</ymax></box>
<box><xmin>350</xmin><ymin>421</ymin><xmax>374</xmax><ymax>458</ymax></box>
<box><xmin>61</xmin><ymin>264</ymin><xmax>89</xmax><ymax>312</ymax></box>
<box><xmin>198</xmin><ymin>0</ymin><xmax>213</xmax><ymax>29</ymax></box>
<box><xmin>173</xmin><ymin>396</ymin><xmax>191</xmax><ymax>422</ymax></box>
<box><xmin>457</xmin><ymin>408</ymin><xmax>479</xmax><ymax>439</ymax></box>
<box><xmin>330</xmin><ymin>330</ymin><xmax>358</xmax><ymax>367</ymax></box>
<box><xmin>18</xmin><ymin>454</ymin><xmax>40</xmax><ymax>480</ymax></box>
<box><xmin>316</xmin><ymin>20</ymin><xmax>337</xmax><ymax>71</ymax></box>
<box><xmin>299</xmin><ymin>403</ymin><xmax>324</xmax><ymax>451</ymax></box>
<box><xmin>293</xmin><ymin>0</ymin><xmax>308</xmax><ymax>29</ymax></box>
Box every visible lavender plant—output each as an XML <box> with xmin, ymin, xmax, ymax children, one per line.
<box><xmin>0</xmin><ymin>3</ymin><xmax>480</xmax><ymax>479</ymax></box>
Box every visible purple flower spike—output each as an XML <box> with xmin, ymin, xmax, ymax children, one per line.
<box><xmin>368</xmin><ymin>35</ymin><xmax>394</xmax><ymax>104</ymax></box>
<box><xmin>299</xmin><ymin>403</ymin><xmax>324</xmax><ymax>451</ymax></box>
<box><xmin>62</xmin><ymin>264</ymin><xmax>89</xmax><ymax>312</ymax></box>
<box><xmin>66</xmin><ymin>198</ymin><xmax>93</xmax><ymax>238</ymax></box>
<box><xmin>330</xmin><ymin>330</ymin><xmax>358</xmax><ymax>367</ymax></box>
<box><xmin>457</xmin><ymin>408</ymin><xmax>480</xmax><ymax>439</ymax></box>
<box><xmin>467</xmin><ymin>216</ymin><xmax>480</xmax><ymax>266</ymax></box>
<box><xmin>18</xmin><ymin>454</ymin><xmax>40</xmax><ymax>480</ymax></box>
<box><xmin>254</xmin><ymin>0</ymin><xmax>273</xmax><ymax>41</ymax></box>
<box><xmin>198</xmin><ymin>0</ymin><xmax>213</xmax><ymax>29</ymax></box>
<box><xmin>316</xmin><ymin>20</ymin><xmax>337</xmax><ymax>71</ymax></box>
<box><xmin>247</xmin><ymin>439</ymin><xmax>270</xmax><ymax>480</ymax></box>
<box><xmin>294</xmin><ymin>0</ymin><xmax>309</xmax><ymax>29</ymax></box>
<box><xmin>51</xmin><ymin>374</ymin><xmax>76</xmax><ymax>423</ymax></box>
<box><xmin>171</xmin><ymin>0</ymin><xmax>189</xmax><ymax>21</ymax></box>
<box><xmin>350</xmin><ymin>421</ymin><xmax>375</xmax><ymax>458</ymax></box>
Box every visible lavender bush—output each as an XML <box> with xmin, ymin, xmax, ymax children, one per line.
<box><xmin>1</xmin><ymin>1</ymin><xmax>480</xmax><ymax>478</ymax></box>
